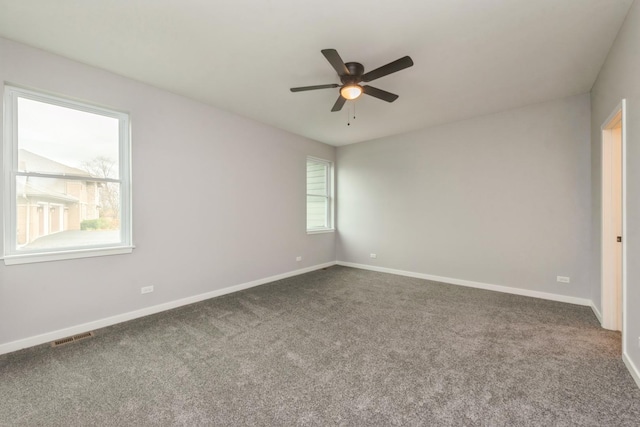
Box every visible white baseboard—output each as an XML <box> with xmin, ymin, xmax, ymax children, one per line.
<box><xmin>590</xmin><ymin>301</ymin><xmax>603</xmax><ymax>325</ymax></box>
<box><xmin>623</xmin><ymin>353</ymin><xmax>640</xmax><ymax>389</ymax></box>
<box><xmin>336</xmin><ymin>261</ymin><xmax>592</xmax><ymax>306</ymax></box>
<box><xmin>4</xmin><ymin>259</ymin><xmax>637</xmax><ymax>390</ymax></box>
<box><xmin>0</xmin><ymin>261</ymin><xmax>337</xmax><ymax>356</ymax></box>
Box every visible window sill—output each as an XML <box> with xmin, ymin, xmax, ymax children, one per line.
<box><xmin>306</xmin><ymin>229</ymin><xmax>335</xmax><ymax>235</ymax></box>
<box><xmin>2</xmin><ymin>246</ymin><xmax>135</xmax><ymax>265</ymax></box>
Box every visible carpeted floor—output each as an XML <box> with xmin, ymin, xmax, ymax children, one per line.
<box><xmin>1</xmin><ymin>266</ymin><xmax>639</xmax><ymax>426</ymax></box>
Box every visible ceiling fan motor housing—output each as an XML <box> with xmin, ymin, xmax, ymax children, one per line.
<box><xmin>341</xmin><ymin>62</ymin><xmax>365</xmax><ymax>85</ymax></box>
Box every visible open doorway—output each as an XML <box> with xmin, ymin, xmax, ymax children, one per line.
<box><xmin>601</xmin><ymin>100</ymin><xmax>626</xmax><ymax>332</ymax></box>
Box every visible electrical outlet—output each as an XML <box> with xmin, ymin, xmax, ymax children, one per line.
<box><xmin>296</xmin><ymin>256</ymin><xmax>302</xmax><ymax>262</ymax></box>
<box><xmin>141</xmin><ymin>286</ymin><xmax>154</xmax><ymax>294</ymax></box>
<box><xmin>556</xmin><ymin>276</ymin><xmax>570</xmax><ymax>283</ymax></box>
<box><xmin>370</xmin><ymin>253</ymin><xmax>377</xmax><ymax>259</ymax></box>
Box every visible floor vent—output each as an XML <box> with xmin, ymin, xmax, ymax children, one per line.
<box><xmin>51</xmin><ymin>331</ymin><xmax>94</xmax><ymax>347</ymax></box>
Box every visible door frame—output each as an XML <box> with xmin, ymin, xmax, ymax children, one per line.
<box><xmin>601</xmin><ymin>99</ymin><xmax>626</xmax><ymax>342</ymax></box>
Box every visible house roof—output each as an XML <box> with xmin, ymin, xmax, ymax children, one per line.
<box><xmin>0</xmin><ymin>0</ymin><xmax>634</xmax><ymax>146</ymax></box>
<box><xmin>17</xmin><ymin>180</ymin><xmax>79</xmax><ymax>203</ymax></box>
<box><xmin>17</xmin><ymin>150</ymin><xmax>93</xmax><ymax>203</ymax></box>
<box><xmin>19</xmin><ymin>149</ymin><xmax>92</xmax><ymax>178</ymax></box>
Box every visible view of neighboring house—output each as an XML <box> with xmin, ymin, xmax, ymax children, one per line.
<box><xmin>16</xmin><ymin>149</ymin><xmax>100</xmax><ymax>246</ymax></box>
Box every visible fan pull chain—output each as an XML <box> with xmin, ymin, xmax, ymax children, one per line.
<box><xmin>346</xmin><ymin>103</ymin><xmax>357</xmax><ymax>126</ymax></box>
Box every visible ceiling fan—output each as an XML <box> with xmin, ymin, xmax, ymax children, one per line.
<box><xmin>290</xmin><ymin>49</ymin><xmax>414</xmax><ymax>112</ymax></box>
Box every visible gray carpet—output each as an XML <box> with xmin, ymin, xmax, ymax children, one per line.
<box><xmin>1</xmin><ymin>266</ymin><xmax>639</xmax><ymax>426</ymax></box>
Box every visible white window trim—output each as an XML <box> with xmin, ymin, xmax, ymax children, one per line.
<box><xmin>306</xmin><ymin>228</ymin><xmax>335</xmax><ymax>235</ymax></box>
<box><xmin>1</xmin><ymin>246</ymin><xmax>135</xmax><ymax>265</ymax></box>
<box><xmin>2</xmin><ymin>85</ymin><xmax>133</xmax><ymax>265</ymax></box>
<box><xmin>306</xmin><ymin>156</ymin><xmax>335</xmax><ymax>234</ymax></box>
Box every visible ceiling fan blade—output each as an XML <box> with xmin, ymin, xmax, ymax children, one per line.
<box><xmin>331</xmin><ymin>96</ymin><xmax>347</xmax><ymax>112</ymax></box>
<box><xmin>290</xmin><ymin>84</ymin><xmax>339</xmax><ymax>92</ymax></box>
<box><xmin>321</xmin><ymin>49</ymin><xmax>350</xmax><ymax>76</ymax></box>
<box><xmin>361</xmin><ymin>56</ymin><xmax>414</xmax><ymax>82</ymax></box>
<box><xmin>362</xmin><ymin>85</ymin><xmax>399</xmax><ymax>102</ymax></box>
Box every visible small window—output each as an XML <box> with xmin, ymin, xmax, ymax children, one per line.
<box><xmin>306</xmin><ymin>157</ymin><xmax>333</xmax><ymax>233</ymax></box>
<box><xmin>3</xmin><ymin>86</ymin><xmax>132</xmax><ymax>264</ymax></box>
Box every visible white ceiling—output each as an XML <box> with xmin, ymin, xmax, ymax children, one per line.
<box><xmin>0</xmin><ymin>0</ymin><xmax>633</xmax><ymax>146</ymax></box>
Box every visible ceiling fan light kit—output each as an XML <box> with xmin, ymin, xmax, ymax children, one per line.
<box><xmin>340</xmin><ymin>85</ymin><xmax>362</xmax><ymax>100</ymax></box>
<box><xmin>290</xmin><ymin>49</ymin><xmax>414</xmax><ymax>112</ymax></box>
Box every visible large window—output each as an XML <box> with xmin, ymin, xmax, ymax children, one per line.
<box><xmin>3</xmin><ymin>86</ymin><xmax>132</xmax><ymax>264</ymax></box>
<box><xmin>306</xmin><ymin>157</ymin><xmax>333</xmax><ymax>233</ymax></box>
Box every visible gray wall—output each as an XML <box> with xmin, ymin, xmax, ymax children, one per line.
<box><xmin>337</xmin><ymin>94</ymin><xmax>592</xmax><ymax>299</ymax></box>
<box><xmin>0</xmin><ymin>37</ymin><xmax>335</xmax><ymax>347</ymax></box>
<box><xmin>590</xmin><ymin>0</ymin><xmax>640</xmax><ymax>372</ymax></box>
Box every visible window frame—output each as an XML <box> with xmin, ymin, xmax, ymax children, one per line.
<box><xmin>306</xmin><ymin>156</ymin><xmax>334</xmax><ymax>234</ymax></box>
<box><xmin>2</xmin><ymin>85</ymin><xmax>133</xmax><ymax>265</ymax></box>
